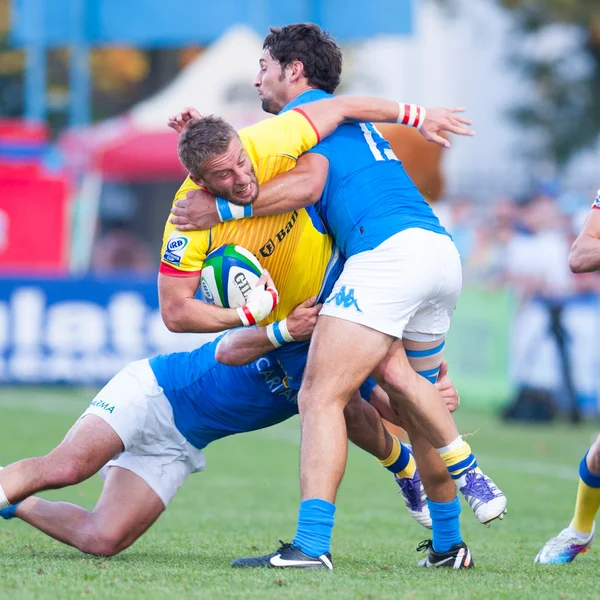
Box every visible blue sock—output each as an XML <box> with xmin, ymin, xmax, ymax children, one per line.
<box><xmin>293</xmin><ymin>498</ymin><xmax>336</xmax><ymax>557</ymax></box>
<box><xmin>0</xmin><ymin>503</ymin><xmax>19</xmax><ymax>520</ymax></box>
<box><xmin>428</xmin><ymin>496</ymin><xmax>462</xmax><ymax>554</ymax></box>
<box><xmin>580</xmin><ymin>452</ymin><xmax>600</xmax><ymax>488</ymax></box>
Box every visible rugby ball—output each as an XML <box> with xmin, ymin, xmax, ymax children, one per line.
<box><xmin>201</xmin><ymin>245</ymin><xmax>263</xmax><ymax>308</ymax></box>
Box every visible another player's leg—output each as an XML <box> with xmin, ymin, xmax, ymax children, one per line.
<box><xmin>403</xmin><ymin>414</ymin><xmax>472</xmax><ymax>568</ymax></box>
<box><xmin>1</xmin><ymin>466</ymin><xmax>165</xmax><ymax>556</ymax></box>
<box><xmin>232</xmin><ymin>317</ymin><xmax>394</xmax><ymax>569</ymax></box>
<box><xmin>378</xmin><ymin>340</ymin><xmax>506</xmax><ymax>525</ymax></box>
<box><xmin>343</xmin><ymin>388</ymin><xmax>430</xmax><ymax>528</ymax></box>
<box><xmin>340</xmin><ymin>386</ymin><xmax>473</xmax><ymax>569</ymax></box>
<box><xmin>0</xmin><ymin>415</ymin><xmax>123</xmax><ymax>510</ymax></box>
<box><xmin>536</xmin><ymin>435</ymin><xmax>600</xmax><ymax>564</ymax></box>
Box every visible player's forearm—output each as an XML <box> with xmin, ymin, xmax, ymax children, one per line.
<box><xmin>302</xmin><ymin>97</ymin><xmax>410</xmax><ymax>140</ymax></box>
<box><xmin>215</xmin><ymin>327</ymin><xmax>274</xmax><ymax>366</ymax></box>
<box><xmin>252</xmin><ymin>169</ymin><xmax>318</xmax><ymax>217</ymax></box>
<box><xmin>162</xmin><ymin>298</ymin><xmax>242</xmax><ymax>333</ymax></box>
<box><xmin>569</xmin><ymin>235</ymin><xmax>600</xmax><ymax>273</ymax></box>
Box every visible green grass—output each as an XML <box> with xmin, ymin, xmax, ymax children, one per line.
<box><xmin>1</xmin><ymin>387</ymin><xmax>600</xmax><ymax>599</ymax></box>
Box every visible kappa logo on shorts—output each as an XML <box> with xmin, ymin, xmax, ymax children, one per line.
<box><xmin>325</xmin><ymin>286</ymin><xmax>362</xmax><ymax>312</ymax></box>
<box><xmin>89</xmin><ymin>398</ymin><xmax>115</xmax><ymax>414</ymax></box>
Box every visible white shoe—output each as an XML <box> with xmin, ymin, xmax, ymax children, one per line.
<box><xmin>535</xmin><ymin>523</ymin><xmax>595</xmax><ymax>564</ymax></box>
<box><xmin>394</xmin><ymin>470</ymin><xmax>432</xmax><ymax>529</ymax></box>
<box><xmin>457</xmin><ymin>469</ymin><xmax>507</xmax><ymax>525</ymax></box>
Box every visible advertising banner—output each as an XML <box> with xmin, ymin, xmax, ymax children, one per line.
<box><xmin>0</xmin><ymin>275</ymin><xmax>216</xmax><ymax>384</ymax></box>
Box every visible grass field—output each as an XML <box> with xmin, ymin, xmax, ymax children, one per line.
<box><xmin>1</xmin><ymin>387</ymin><xmax>600</xmax><ymax>599</ymax></box>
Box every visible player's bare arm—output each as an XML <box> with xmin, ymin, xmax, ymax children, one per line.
<box><xmin>159</xmin><ymin>269</ymin><xmax>278</xmax><ymax>333</ymax></box>
<box><xmin>298</xmin><ymin>97</ymin><xmax>473</xmax><ymax>147</ymax></box>
<box><xmin>216</xmin><ymin>296</ymin><xmax>321</xmax><ymax>366</ymax></box>
<box><xmin>569</xmin><ymin>204</ymin><xmax>600</xmax><ymax>273</ymax></box>
<box><xmin>158</xmin><ymin>273</ymin><xmax>243</xmax><ymax>333</ymax></box>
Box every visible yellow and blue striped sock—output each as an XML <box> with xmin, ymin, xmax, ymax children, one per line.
<box><xmin>437</xmin><ymin>437</ymin><xmax>478</xmax><ymax>480</ymax></box>
<box><xmin>571</xmin><ymin>453</ymin><xmax>600</xmax><ymax>535</ymax></box>
<box><xmin>379</xmin><ymin>435</ymin><xmax>416</xmax><ymax>478</ymax></box>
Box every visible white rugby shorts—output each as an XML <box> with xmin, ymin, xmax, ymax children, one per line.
<box><xmin>79</xmin><ymin>359</ymin><xmax>206</xmax><ymax>507</ymax></box>
<box><xmin>320</xmin><ymin>228</ymin><xmax>462</xmax><ymax>340</ymax></box>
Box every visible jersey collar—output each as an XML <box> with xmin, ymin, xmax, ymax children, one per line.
<box><xmin>280</xmin><ymin>89</ymin><xmax>333</xmax><ymax>113</ymax></box>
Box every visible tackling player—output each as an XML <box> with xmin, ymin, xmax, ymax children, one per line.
<box><xmin>168</xmin><ymin>24</ymin><xmax>503</xmax><ymax>570</ymax></box>
<box><xmin>0</xmin><ymin>296</ymin><xmax>459</xmax><ymax>557</ymax></box>
<box><xmin>536</xmin><ymin>190</ymin><xmax>600</xmax><ymax>564</ymax></box>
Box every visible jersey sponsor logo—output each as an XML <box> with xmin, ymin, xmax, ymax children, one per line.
<box><xmin>163</xmin><ymin>233</ymin><xmax>190</xmax><ymax>266</ymax></box>
<box><xmin>259</xmin><ymin>211</ymin><xmax>298</xmax><ymax>258</ymax></box>
<box><xmin>255</xmin><ymin>357</ymin><xmax>297</xmax><ymax>403</ymax></box>
<box><xmin>325</xmin><ymin>286</ymin><xmax>362</xmax><ymax>312</ymax></box>
<box><xmin>89</xmin><ymin>398</ymin><xmax>115</xmax><ymax>414</ymax></box>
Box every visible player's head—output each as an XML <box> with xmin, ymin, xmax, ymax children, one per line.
<box><xmin>178</xmin><ymin>116</ymin><xmax>258</xmax><ymax>205</ymax></box>
<box><xmin>255</xmin><ymin>23</ymin><xmax>342</xmax><ymax>114</ymax></box>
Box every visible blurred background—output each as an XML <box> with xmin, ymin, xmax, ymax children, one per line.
<box><xmin>1</xmin><ymin>0</ymin><xmax>600</xmax><ymax>424</ymax></box>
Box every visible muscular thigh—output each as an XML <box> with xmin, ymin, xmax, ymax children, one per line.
<box><xmin>301</xmin><ymin>316</ymin><xmax>393</xmax><ymax>403</ymax></box>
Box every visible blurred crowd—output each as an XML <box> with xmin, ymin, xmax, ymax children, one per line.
<box><xmin>435</xmin><ymin>186</ymin><xmax>599</xmax><ymax>295</ymax></box>
<box><xmin>435</xmin><ymin>185</ymin><xmax>600</xmax><ymax>421</ymax></box>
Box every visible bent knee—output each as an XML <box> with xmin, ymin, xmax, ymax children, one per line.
<box><xmin>377</xmin><ymin>362</ymin><xmax>417</xmax><ymax>399</ymax></box>
<box><xmin>79</xmin><ymin>527</ymin><xmax>128</xmax><ymax>557</ymax></box>
<box><xmin>587</xmin><ymin>437</ymin><xmax>600</xmax><ymax>473</ymax></box>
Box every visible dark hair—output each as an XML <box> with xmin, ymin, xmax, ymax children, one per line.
<box><xmin>263</xmin><ymin>23</ymin><xmax>342</xmax><ymax>94</ymax></box>
<box><xmin>177</xmin><ymin>116</ymin><xmax>238</xmax><ymax>178</ymax></box>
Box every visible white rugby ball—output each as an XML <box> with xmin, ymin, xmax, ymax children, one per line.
<box><xmin>200</xmin><ymin>244</ymin><xmax>263</xmax><ymax>308</ymax></box>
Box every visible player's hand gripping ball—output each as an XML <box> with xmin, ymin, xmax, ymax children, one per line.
<box><xmin>201</xmin><ymin>245</ymin><xmax>278</xmax><ymax>325</ymax></box>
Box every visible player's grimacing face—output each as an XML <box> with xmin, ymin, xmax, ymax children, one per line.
<box><xmin>254</xmin><ymin>50</ymin><xmax>289</xmax><ymax>115</ymax></box>
<box><xmin>200</xmin><ymin>138</ymin><xmax>258</xmax><ymax>206</ymax></box>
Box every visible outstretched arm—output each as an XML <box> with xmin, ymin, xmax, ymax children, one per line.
<box><xmin>168</xmin><ymin>101</ymin><xmax>473</xmax><ymax>231</ymax></box>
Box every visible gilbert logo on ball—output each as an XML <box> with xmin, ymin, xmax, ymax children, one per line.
<box><xmin>201</xmin><ymin>245</ymin><xmax>263</xmax><ymax>308</ymax></box>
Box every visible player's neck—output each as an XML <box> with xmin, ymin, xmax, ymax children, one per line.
<box><xmin>287</xmin><ymin>84</ymin><xmax>321</xmax><ymax>104</ymax></box>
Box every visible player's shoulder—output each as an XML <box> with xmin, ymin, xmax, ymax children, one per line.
<box><xmin>174</xmin><ymin>175</ymin><xmax>200</xmax><ymax>203</ymax></box>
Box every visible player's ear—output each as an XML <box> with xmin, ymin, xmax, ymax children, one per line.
<box><xmin>189</xmin><ymin>174</ymin><xmax>204</xmax><ymax>187</ymax></box>
<box><xmin>289</xmin><ymin>60</ymin><xmax>305</xmax><ymax>83</ymax></box>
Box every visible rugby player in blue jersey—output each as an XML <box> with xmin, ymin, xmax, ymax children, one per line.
<box><xmin>169</xmin><ymin>24</ymin><xmax>506</xmax><ymax>570</ymax></box>
<box><xmin>0</xmin><ymin>295</ymin><xmax>459</xmax><ymax>557</ymax></box>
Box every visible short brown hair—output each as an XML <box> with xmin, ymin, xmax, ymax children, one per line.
<box><xmin>177</xmin><ymin>116</ymin><xmax>238</xmax><ymax>178</ymax></box>
<box><xmin>263</xmin><ymin>23</ymin><xmax>342</xmax><ymax>94</ymax></box>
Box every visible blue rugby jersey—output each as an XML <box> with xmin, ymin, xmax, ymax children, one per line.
<box><xmin>149</xmin><ymin>337</ymin><xmax>299</xmax><ymax>450</ymax></box>
<box><xmin>149</xmin><ymin>335</ymin><xmax>377</xmax><ymax>451</ymax></box>
<box><xmin>281</xmin><ymin>90</ymin><xmax>449</xmax><ymax>258</ymax></box>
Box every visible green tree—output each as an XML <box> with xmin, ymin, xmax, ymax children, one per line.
<box><xmin>498</xmin><ymin>0</ymin><xmax>600</xmax><ymax>166</ymax></box>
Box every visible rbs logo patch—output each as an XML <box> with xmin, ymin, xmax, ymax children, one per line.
<box><xmin>163</xmin><ymin>233</ymin><xmax>190</xmax><ymax>266</ymax></box>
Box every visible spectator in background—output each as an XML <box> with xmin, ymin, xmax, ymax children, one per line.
<box><xmin>92</xmin><ymin>219</ymin><xmax>154</xmax><ymax>275</ymax></box>
<box><xmin>462</xmin><ymin>197</ymin><xmax>518</xmax><ymax>286</ymax></box>
<box><xmin>502</xmin><ymin>191</ymin><xmax>576</xmax><ymax>421</ymax></box>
